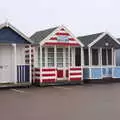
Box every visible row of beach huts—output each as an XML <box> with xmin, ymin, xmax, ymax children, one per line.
<box><xmin>0</xmin><ymin>22</ymin><xmax>120</xmax><ymax>87</ymax></box>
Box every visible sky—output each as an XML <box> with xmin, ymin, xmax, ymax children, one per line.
<box><xmin>0</xmin><ymin>0</ymin><xmax>120</xmax><ymax>38</ymax></box>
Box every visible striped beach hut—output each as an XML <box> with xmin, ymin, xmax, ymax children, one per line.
<box><xmin>78</xmin><ymin>32</ymin><xmax>120</xmax><ymax>82</ymax></box>
<box><xmin>30</xmin><ymin>25</ymin><xmax>84</xmax><ymax>85</ymax></box>
<box><xmin>0</xmin><ymin>22</ymin><xmax>32</xmax><ymax>84</ymax></box>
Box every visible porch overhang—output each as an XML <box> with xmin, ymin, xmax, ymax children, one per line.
<box><xmin>43</xmin><ymin>42</ymin><xmax>80</xmax><ymax>46</ymax></box>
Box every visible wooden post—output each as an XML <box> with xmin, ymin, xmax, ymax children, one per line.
<box><xmin>40</xmin><ymin>45</ymin><xmax>42</xmax><ymax>83</ymax></box>
<box><xmin>71</xmin><ymin>47</ymin><xmax>75</xmax><ymax>67</ymax></box>
<box><xmin>88</xmin><ymin>47</ymin><xmax>91</xmax><ymax>79</ymax></box>
<box><xmin>54</xmin><ymin>46</ymin><xmax>57</xmax><ymax>80</ymax></box>
<box><xmin>81</xmin><ymin>47</ymin><xmax>84</xmax><ymax>83</ymax></box>
<box><xmin>81</xmin><ymin>47</ymin><xmax>84</xmax><ymax>66</ymax></box>
<box><xmin>12</xmin><ymin>43</ymin><xmax>17</xmax><ymax>84</ymax></box>
<box><xmin>68</xmin><ymin>46</ymin><xmax>70</xmax><ymax>80</ymax></box>
<box><xmin>63</xmin><ymin>47</ymin><xmax>66</xmax><ymax>79</ymax></box>
<box><xmin>99</xmin><ymin>48</ymin><xmax>102</xmax><ymax>66</ymax></box>
<box><xmin>45</xmin><ymin>47</ymin><xmax>48</xmax><ymax>67</ymax></box>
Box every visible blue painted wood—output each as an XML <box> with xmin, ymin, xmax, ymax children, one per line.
<box><xmin>0</xmin><ymin>27</ymin><xmax>30</xmax><ymax>44</ymax></box>
<box><xmin>113</xmin><ymin>67</ymin><xmax>120</xmax><ymax>78</ymax></box>
<box><xmin>91</xmin><ymin>68</ymin><xmax>102</xmax><ymax>79</ymax></box>
<box><xmin>17</xmin><ymin>65</ymin><xmax>30</xmax><ymax>83</ymax></box>
<box><xmin>25</xmin><ymin>65</ymin><xmax>30</xmax><ymax>82</ymax></box>
<box><xmin>83</xmin><ymin>68</ymin><xmax>89</xmax><ymax>79</ymax></box>
<box><xmin>102</xmin><ymin>67</ymin><xmax>112</xmax><ymax>77</ymax></box>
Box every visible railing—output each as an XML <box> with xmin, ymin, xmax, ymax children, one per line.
<box><xmin>17</xmin><ymin>65</ymin><xmax>30</xmax><ymax>83</ymax></box>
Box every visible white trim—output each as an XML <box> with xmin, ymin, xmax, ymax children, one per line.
<box><xmin>81</xmin><ymin>47</ymin><xmax>84</xmax><ymax>66</ymax></box>
<box><xmin>88</xmin><ymin>32</ymin><xmax>120</xmax><ymax>47</ymax></box>
<box><xmin>88</xmin><ymin>47</ymin><xmax>92</xmax><ymax>79</ymax></box>
<box><xmin>71</xmin><ymin>47</ymin><xmax>75</xmax><ymax>67</ymax></box>
<box><xmin>88</xmin><ymin>32</ymin><xmax>106</xmax><ymax>47</ymax></box>
<box><xmin>0</xmin><ymin>22</ymin><xmax>33</xmax><ymax>44</ymax></box>
<box><xmin>45</xmin><ymin>47</ymin><xmax>48</xmax><ymax>67</ymax></box>
<box><xmin>106</xmin><ymin>32</ymin><xmax>120</xmax><ymax>45</ymax></box>
<box><xmin>68</xmin><ymin>46</ymin><xmax>70</xmax><ymax>80</ymax></box>
<box><xmin>40</xmin><ymin>45</ymin><xmax>42</xmax><ymax>83</ymax></box>
<box><xmin>63</xmin><ymin>47</ymin><xmax>66</xmax><ymax>79</ymax></box>
<box><xmin>12</xmin><ymin>43</ymin><xmax>17</xmax><ymax>84</ymax></box>
<box><xmin>100</xmin><ymin>48</ymin><xmax>103</xmax><ymax>77</ymax></box>
<box><xmin>61</xmin><ymin>25</ymin><xmax>84</xmax><ymax>47</ymax></box>
<box><xmin>114</xmin><ymin>49</ymin><xmax>116</xmax><ymax>66</ymax></box>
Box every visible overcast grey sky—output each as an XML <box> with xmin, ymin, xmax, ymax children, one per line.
<box><xmin>0</xmin><ymin>0</ymin><xmax>120</xmax><ymax>37</ymax></box>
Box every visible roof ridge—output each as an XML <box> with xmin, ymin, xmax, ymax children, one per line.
<box><xmin>35</xmin><ymin>26</ymin><xmax>58</xmax><ymax>34</ymax></box>
<box><xmin>77</xmin><ymin>32</ymin><xmax>103</xmax><ymax>38</ymax></box>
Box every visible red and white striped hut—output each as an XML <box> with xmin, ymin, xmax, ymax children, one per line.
<box><xmin>30</xmin><ymin>26</ymin><xmax>84</xmax><ymax>85</ymax></box>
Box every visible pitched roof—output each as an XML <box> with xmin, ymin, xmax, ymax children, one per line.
<box><xmin>117</xmin><ymin>38</ymin><xmax>120</xmax><ymax>42</ymax></box>
<box><xmin>0</xmin><ymin>22</ymin><xmax>32</xmax><ymax>44</ymax></box>
<box><xmin>77</xmin><ymin>32</ymin><xmax>103</xmax><ymax>46</ymax></box>
<box><xmin>30</xmin><ymin>27</ymin><xmax>58</xmax><ymax>44</ymax></box>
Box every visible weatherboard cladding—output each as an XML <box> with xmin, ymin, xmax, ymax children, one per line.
<box><xmin>77</xmin><ymin>32</ymin><xmax>103</xmax><ymax>46</ymax></box>
<box><xmin>92</xmin><ymin>34</ymin><xmax>120</xmax><ymax>48</ymax></box>
<box><xmin>0</xmin><ymin>27</ymin><xmax>30</xmax><ymax>44</ymax></box>
<box><xmin>30</xmin><ymin>27</ymin><xmax>58</xmax><ymax>44</ymax></box>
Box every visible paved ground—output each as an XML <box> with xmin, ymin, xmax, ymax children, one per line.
<box><xmin>0</xmin><ymin>83</ymin><xmax>120</xmax><ymax>120</ymax></box>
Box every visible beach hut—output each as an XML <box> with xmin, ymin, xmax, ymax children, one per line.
<box><xmin>30</xmin><ymin>25</ymin><xmax>84</xmax><ymax>85</ymax></box>
<box><xmin>78</xmin><ymin>32</ymin><xmax>120</xmax><ymax>82</ymax></box>
<box><xmin>0</xmin><ymin>22</ymin><xmax>32</xmax><ymax>85</ymax></box>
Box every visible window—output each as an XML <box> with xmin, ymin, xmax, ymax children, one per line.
<box><xmin>48</xmin><ymin>48</ymin><xmax>54</xmax><ymax>67</ymax></box>
<box><xmin>65</xmin><ymin>48</ymin><xmax>72</xmax><ymax>67</ymax></box>
<box><xmin>102</xmin><ymin>49</ymin><xmax>112</xmax><ymax>65</ymax></box>
<box><xmin>108</xmin><ymin>49</ymin><xmax>112</xmax><ymax>65</ymax></box>
<box><xmin>38</xmin><ymin>47</ymin><xmax>45</xmax><ymax>67</ymax></box>
<box><xmin>57</xmin><ymin>48</ymin><xmax>63</xmax><ymax>67</ymax></box>
<box><xmin>75</xmin><ymin>47</ymin><xmax>81</xmax><ymax>66</ymax></box>
<box><xmin>57</xmin><ymin>36</ymin><xmax>69</xmax><ymax>42</ymax></box>
<box><xmin>66</xmin><ymin>48</ymin><xmax>68</xmax><ymax>67</ymax></box>
<box><xmin>92</xmin><ymin>49</ymin><xmax>98</xmax><ymax>65</ymax></box>
<box><xmin>84</xmin><ymin>49</ymin><xmax>89</xmax><ymax>65</ymax></box>
<box><xmin>102</xmin><ymin>49</ymin><xmax>106</xmax><ymax>65</ymax></box>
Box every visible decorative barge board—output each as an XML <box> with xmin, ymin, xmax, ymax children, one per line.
<box><xmin>78</xmin><ymin>32</ymin><xmax>120</xmax><ymax>82</ymax></box>
<box><xmin>0</xmin><ymin>22</ymin><xmax>32</xmax><ymax>85</ymax></box>
<box><xmin>30</xmin><ymin>26</ymin><xmax>84</xmax><ymax>85</ymax></box>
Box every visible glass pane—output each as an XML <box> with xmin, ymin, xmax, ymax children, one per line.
<box><xmin>75</xmin><ymin>47</ymin><xmax>81</xmax><ymax>66</ymax></box>
<box><xmin>57</xmin><ymin>48</ymin><xmax>63</xmax><ymax>67</ymax></box>
<box><xmin>102</xmin><ymin>49</ymin><xmax>106</xmax><ymax>65</ymax></box>
<box><xmin>57</xmin><ymin>58</ymin><xmax>63</xmax><ymax>63</ymax></box>
<box><xmin>48</xmin><ymin>48</ymin><xmax>54</xmax><ymax>52</ymax></box>
<box><xmin>92</xmin><ymin>49</ymin><xmax>98</xmax><ymax>65</ymax></box>
<box><xmin>108</xmin><ymin>49</ymin><xmax>112</xmax><ymax>65</ymax></box>
<box><xmin>48</xmin><ymin>47</ymin><xmax>54</xmax><ymax>67</ymax></box>
<box><xmin>57</xmin><ymin>63</ymin><xmax>63</xmax><ymax>67</ymax></box>
<box><xmin>84</xmin><ymin>49</ymin><xmax>89</xmax><ymax>65</ymax></box>
<box><xmin>57</xmin><ymin>48</ymin><xmax>63</xmax><ymax>52</ymax></box>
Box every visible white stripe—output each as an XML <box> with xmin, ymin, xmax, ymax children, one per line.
<box><xmin>70</xmin><ymin>75</ymin><xmax>82</xmax><ymax>78</ymax></box>
<box><xmin>70</xmin><ymin>71</ymin><xmax>81</xmax><ymax>73</ymax></box>
<box><xmin>35</xmin><ymin>72</ymin><xmax>40</xmax><ymax>74</ymax></box>
<box><xmin>42</xmin><ymin>71</ymin><xmax>55</xmax><ymax>74</ymax></box>
<box><xmin>42</xmin><ymin>76</ymin><xmax>55</xmax><ymax>79</ymax></box>
<box><xmin>35</xmin><ymin>76</ymin><xmax>40</xmax><ymax>79</ymax></box>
